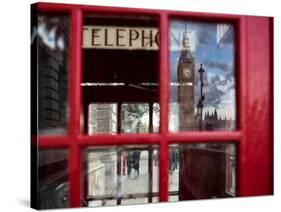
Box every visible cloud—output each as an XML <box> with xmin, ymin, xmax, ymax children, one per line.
<box><xmin>195</xmin><ymin>69</ymin><xmax>235</xmax><ymax>113</ymax></box>
<box><xmin>37</xmin><ymin>17</ymin><xmax>66</xmax><ymax>51</ymax></box>
<box><xmin>205</xmin><ymin>84</ymin><xmax>225</xmax><ymax>108</ymax></box>
<box><xmin>210</xmin><ymin>75</ymin><xmax>221</xmax><ymax>84</ymax></box>
<box><xmin>197</xmin><ymin>29</ymin><xmax>211</xmax><ymax>45</ymax></box>
<box><xmin>205</xmin><ymin>61</ymin><xmax>231</xmax><ymax>72</ymax></box>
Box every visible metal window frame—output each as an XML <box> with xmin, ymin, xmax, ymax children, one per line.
<box><xmin>33</xmin><ymin>2</ymin><xmax>273</xmax><ymax>208</ymax></box>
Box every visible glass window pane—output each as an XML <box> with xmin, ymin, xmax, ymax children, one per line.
<box><xmin>85</xmin><ymin>145</ymin><xmax>159</xmax><ymax>207</ymax></box>
<box><xmin>88</xmin><ymin>103</ymin><xmax>117</xmax><ymax>134</ymax></box>
<box><xmin>169</xmin><ymin>20</ymin><xmax>236</xmax><ymax>131</ymax></box>
<box><xmin>38</xmin><ymin>149</ymin><xmax>69</xmax><ymax>209</ymax></box>
<box><xmin>168</xmin><ymin>146</ymin><xmax>179</xmax><ymax>200</ymax></box>
<box><xmin>121</xmin><ymin>198</ymin><xmax>148</xmax><ymax>205</ymax></box>
<box><xmin>168</xmin><ymin>143</ymin><xmax>236</xmax><ymax>202</ymax></box>
<box><xmin>152</xmin><ymin>149</ymin><xmax>159</xmax><ymax>193</ymax></box>
<box><xmin>82</xmin><ymin>14</ymin><xmax>159</xmax><ymax>134</ymax></box>
<box><xmin>37</xmin><ymin>14</ymin><xmax>70</xmax><ymax>135</ymax></box>
<box><xmin>87</xmin><ymin>148</ymin><xmax>118</xmax><ymax>198</ymax></box>
<box><xmin>121</xmin><ymin>147</ymin><xmax>149</xmax><ymax>196</ymax></box>
<box><xmin>153</xmin><ymin>103</ymin><xmax>160</xmax><ymax>132</ymax></box>
<box><xmin>121</xmin><ymin>103</ymin><xmax>149</xmax><ymax>133</ymax></box>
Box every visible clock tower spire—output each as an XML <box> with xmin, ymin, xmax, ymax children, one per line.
<box><xmin>177</xmin><ymin>31</ymin><xmax>195</xmax><ymax>131</ymax></box>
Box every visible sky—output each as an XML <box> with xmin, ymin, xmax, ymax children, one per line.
<box><xmin>169</xmin><ymin>20</ymin><xmax>236</xmax><ymax>122</ymax></box>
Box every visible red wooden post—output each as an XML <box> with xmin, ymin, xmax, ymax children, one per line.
<box><xmin>69</xmin><ymin>8</ymin><xmax>82</xmax><ymax>138</ymax></box>
<box><xmin>159</xmin><ymin>12</ymin><xmax>169</xmax><ymax>202</ymax></box>
<box><xmin>239</xmin><ymin>16</ymin><xmax>273</xmax><ymax>196</ymax></box>
<box><xmin>69</xmin><ymin>8</ymin><xmax>83</xmax><ymax>207</ymax></box>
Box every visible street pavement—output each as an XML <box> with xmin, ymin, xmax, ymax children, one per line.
<box><xmin>88</xmin><ymin>153</ymin><xmax>179</xmax><ymax>207</ymax></box>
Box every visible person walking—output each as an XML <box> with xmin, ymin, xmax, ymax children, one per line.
<box><xmin>126</xmin><ymin>151</ymin><xmax>134</xmax><ymax>176</ymax></box>
<box><xmin>132</xmin><ymin>151</ymin><xmax>141</xmax><ymax>177</ymax></box>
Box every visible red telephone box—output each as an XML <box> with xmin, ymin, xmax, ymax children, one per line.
<box><xmin>31</xmin><ymin>2</ymin><xmax>273</xmax><ymax>209</ymax></box>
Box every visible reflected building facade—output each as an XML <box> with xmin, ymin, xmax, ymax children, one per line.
<box><xmin>202</xmin><ymin>109</ymin><xmax>235</xmax><ymax>131</ymax></box>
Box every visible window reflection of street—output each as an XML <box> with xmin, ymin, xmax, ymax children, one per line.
<box><xmin>37</xmin><ymin>14</ymin><xmax>70</xmax><ymax>136</ymax></box>
<box><xmin>88</xmin><ymin>103</ymin><xmax>159</xmax><ymax>135</ymax></box>
<box><xmin>86</xmin><ymin>146</ymin><xmax>159</xmax><ymax>207</ymax></box>
<box><xmin>168</xmin><ymin>143</ymin><xmax>236</xmax><ymax>201</ymax></box>
<box><xmin>38</xmin><ymin>149</ymin><xmax>69</xmax><ymax>209</ymax></box>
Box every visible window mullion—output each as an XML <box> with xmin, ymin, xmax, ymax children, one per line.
<box><xmin>159</xmin><ymin>12</ymin><xmax>170</xmax><ymax>202</ymax></box>
<box><xmin>69</xmin><ymin>7</ymin><xmax>82</xmax><ymax>138</ymax></box>
<box><xmin>69</xmin><ymin>7</ymin><xmax>83</xmax><ymax>207</ymax></box>
<box><xmin>168</xmin><ymin>131</ymin><xmax>242</xmax><ymax>144</ymax></box>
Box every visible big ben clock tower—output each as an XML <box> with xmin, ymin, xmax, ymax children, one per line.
<box><xmin>177</xmin><ymin>32</ymin><xmax>195</xmax><ymax>130</ymax></box>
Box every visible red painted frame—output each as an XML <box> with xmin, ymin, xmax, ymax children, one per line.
<box><xmin>34</xmin><ymin>2</ymin><xmax>273</xmax><ymax>207</ymax></box>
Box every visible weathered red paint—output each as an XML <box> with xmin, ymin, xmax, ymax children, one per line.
<box><xmin>238</xmin><ymin>16</ymin><xmax>273</xmax><ymax>196</ymax></box>
<box><xmin>168</xmin><ymin>132</ymin><xmax>242</xmax><ymax>143</ymax></box>
<box><xmin>237</xmin><ymin>16</ymin><xmax>248</xmax><ymax>197</ymax></box>
<box><xmin>69</xmin><ymin>8</ymin><xmax>83</xmax><ymax>207</ymax></box>
<box><xmin>69</xmin><ymin>8</ymin><xmax>82</xmax><ymax>138</ymax></box>
<box><xmin>78</xmin><ymin>134</ymin><xmax>160</xmax><ymax>146</ymax></box>
<box><xmin>37</xmin><ymin>2</ymin><xmax>241</xmax><ymax>20</ymax></box>
<box><xmin>158</xmin><ymin>12</ymin><xmax>170</xmax><ymax>201</ymax></box>
<box><xmin>36</xmin><ymin>2</ymin><xmax>273</xmax><ymax>207</ymax></box>
<box><xmin>69</xmin><ymin>143</ymin><xmax>83</xmax><ymax>207</ymax></box>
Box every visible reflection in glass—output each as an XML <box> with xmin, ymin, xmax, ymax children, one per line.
<box><xmin>85</xmin><ymin>145</ymin><xmax>158</xmax><ymax>207</ymax></box>
<box><xmin>121</xmin><ymin>103</ymin><xmax>149</xmax><ymax>133</ymax></box>
<box><xmin>168</xmin><ymin>146</ymin><xmax>179</xmax><ymax>202</ymax></box>
<box><xmin>88</xmin><ymin>103</ymin><xmax>117</xmax><ymax>135</ymax></box>
<box><xmin>82</xmin><ymin>14</ymin><xmax>159</xmax><ymax>135</ymax></box>
<box><xmin>36</xmin><ymin>14</ymin><xmax>70</xmax><ymax>135</ymax></box>
<box><xmin>38</xmin><ymin>149</ymin><xmax>69</xmax><ymax>209</ymax></box>
<box><xmin>152</xmin><ymin>103</ymin><xmax>160</xmax><ymax>132</ymax></box>
<box><xmin>169</xmin><ymin>20</ymin><xmax>236</xmax><ymax>131</ymax></box>
<box><xmin>168</xmin><ymin>143</ymin><xmax>236</xmax><ymax>201</ymax></box>
<box><xmin>87</xmin><ymin>103</ymin><xmax>160</xmax><ymax>135</ymax></box>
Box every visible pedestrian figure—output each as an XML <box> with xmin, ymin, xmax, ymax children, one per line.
<box><xmin>126</xmin><ymin>151</ymin><xmax>141</xmax><ymax>178</ymax></box>
<box><xmin>169</xmin><ymin>148</ymin><xmax>177</xmax><ymax>173</ymax></box>
<box><xmin>132</xmin><ymin>151</ymin><xmax>141</xmax><ymax>177</ymax></box>
<box><xmin>175</xmin><ymin>149</ymin><xmax>179</xmax><ymax>169</ymax></box>
<box><xmin>126</xmin><ymin>151</ymin><xmax>134</xmax><ymax>176</ymax></box>
<box><xmin>153</xmin><ymin>150</ymin><xmax>158</xmax><ymax>166</ymax></box>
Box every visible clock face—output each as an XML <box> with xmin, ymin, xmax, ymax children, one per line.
<box><xmin>183</xmin><ymin>67</ymin><xmax>192</xmax><ymax>79</ymax></box>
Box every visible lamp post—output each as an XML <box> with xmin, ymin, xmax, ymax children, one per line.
<box><xmin>197</xmin><ymin>64</ymin><xmax>205</xmax><ymax>131</ymax></box>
